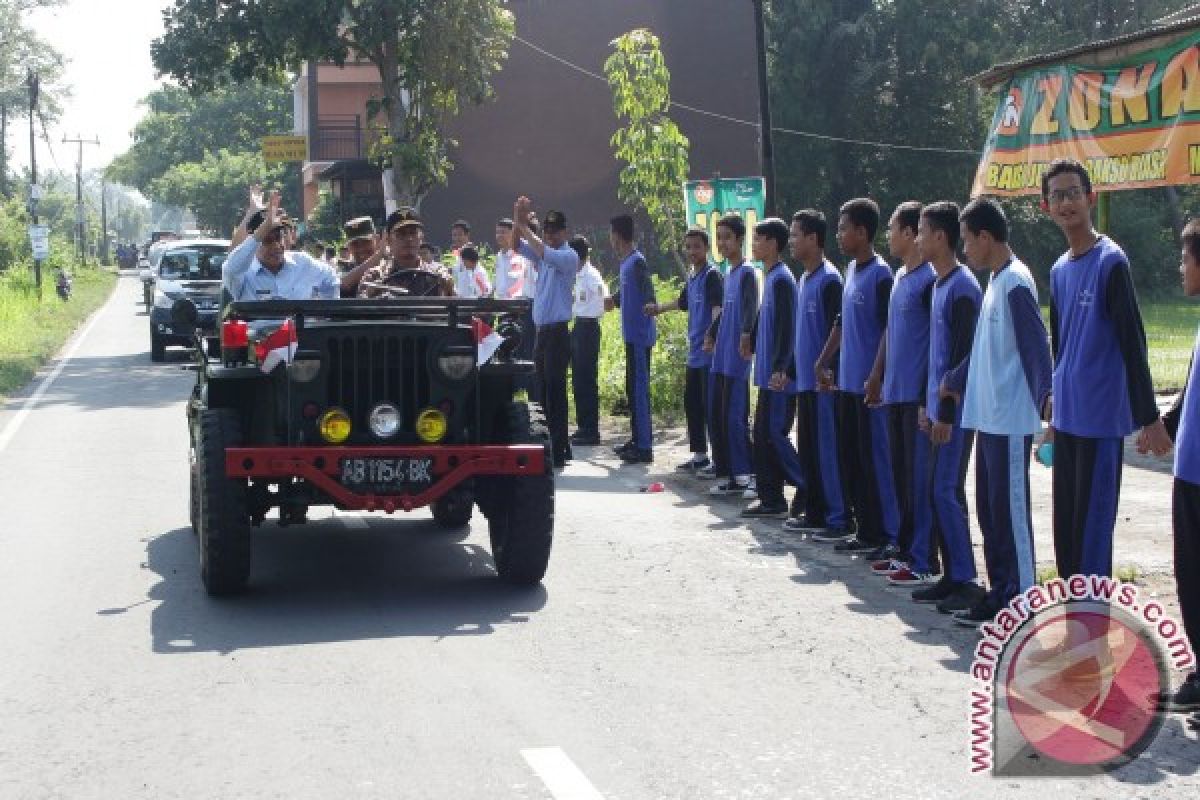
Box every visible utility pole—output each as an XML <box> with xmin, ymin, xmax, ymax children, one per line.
<box><xmin>27</xmin><ymin>71</ymin><xmax>42</xmax><ymax>291</ymax></box>
<box><xmin>751</xmin><ymin>0</ymin><xmax>777</xmax><ymax>216</ymax></box>
<box><xmin>62</xmin><ymin>134</ymin><xmax>100</xmax><ymax>266</ymax></box>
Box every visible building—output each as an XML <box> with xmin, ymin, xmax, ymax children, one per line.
<box><xmin>294</xmin><ymin>0</ymin><xmax>761</xmax><ymax>251</ymax></box>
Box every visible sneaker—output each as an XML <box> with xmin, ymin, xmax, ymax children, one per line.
<box><xmin>864</xmin><ymin>544</ymin><xmax>901</xmax><ymax>563</ymax></box>
<box><xmin>695</xmin><ymin>465</ymin><xmax>717</xmax><ymax>480</ymax></box>
<box><xmin>871</xmin><ymin>559</ymin><xmax>908</xmax><ymax>577</ymax></box>
<box><xmin>710</xmin><ymin>478</ymin><xmax>750</xmax><ymax>496</ymax></box>
<box><xmin>834</xmin><ymin>536</ymin><xmax>877</xmax><ymax>553</ymax></box>
<box><xmin>741</xmin><ymin>476</ymin><xmax>758</xmax><ymax>500</ymax></box>
<box><xmin>912</xmin><ymin>576</ymin><xmax>956</xmax><ymax>604</ymax></box>
<box><xmin>741</xmin><ymin>501</ymin><xmax>788</xmax><ymax>518</ymax></box>
<box><xmin>570</xmin><ymin>432</ymin><xmax>600</xmax><ymax>446</ymax></box>
<box><xmin>811</xmin><ymin>527</ymin><xmax>853</xmax><ymax>543</ymax></box>
<box><xmin>887</xmin><ymin>567</ymin><xmax>940</xmax><ymax>587</ymax></box>
<box><xmin>1157</xmin><ymin>672</ymin><xmax>1200</xmax><ymax>713</ymax></box>
<box><xmin>953</xmin><ymin>601</ymin><xmax>999</xmax><ymax>628</ymax></box>
<box><xmin>619</xmin><ymin>448</ymin><xmax>653</xmax><ymax>464</ymax></box>
<box><xmin>936</xmin><ymin>582</ymin><xmax>986</xmax><ymax>614</ymax></box>
<box><xmin>675</xmin><ymin>456</ymin><xmax>711</xmax><ymax>473</ymax></box>
<box><xmin>782</xmin><ymin>516</ymin><xmax>827</xmax><ymax>534</ymax></box>
<box><xmin>613</xmin><ymin>441</ymin><xmax>635</xmax><ymax>457</ymax></box>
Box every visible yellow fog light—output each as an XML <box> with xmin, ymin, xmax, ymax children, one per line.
<box><xmin>415</xmin><ymin>408</ymin><xmax>447</xmax><ymax>443</ymax></box>
<box><xmin>318</xmin><ymin>408</ymin><xmax>352</xmax><ymax>444</ymax></box>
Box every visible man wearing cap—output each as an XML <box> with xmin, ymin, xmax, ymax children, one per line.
<box><xmin>337</xmin><ymin>216</ymin><xmax>383</xmax><ymax>297</ymax></box>
<box><xmin>513</xmin><ymin>197</ymin><xmax>579</xmax><ymax>468</ymax></box>
<box><xmin>358</xmin><ymin>207</ymin><xmax>454</xmax><ymax>298</ymax></box>
<box><xmin>224</xmin><ymin>190</ymin><xmax>339</xmax><ymax>302</ymax></box>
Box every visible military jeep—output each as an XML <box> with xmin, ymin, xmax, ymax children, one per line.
<box><xmin>178</xmin><ymin>294</ymin><xmax>553</xmax><ymax>595</ymax></box>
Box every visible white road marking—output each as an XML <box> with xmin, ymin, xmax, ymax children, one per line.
<box><xmin>521</xmin><ymin>748</ymin><xmax>605</xmax><ymax>800</ymax></box>
<box><xmin>0</xmin><ymin>304</ymin><xmax>107</xmax><ymax>455</ymax></box>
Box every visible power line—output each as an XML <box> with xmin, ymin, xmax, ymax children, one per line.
<box><xmin>511</xmin><ymin>33</ymin><xmax>981</xmax><ymax>157</ymax></box>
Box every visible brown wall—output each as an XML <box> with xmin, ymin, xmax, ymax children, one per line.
<box><xmin>419</xmin><ymin>0</ymin><xmax>761</xmax><ymax>249</ymax></box>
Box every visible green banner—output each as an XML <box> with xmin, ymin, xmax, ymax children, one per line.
<box><xmin>683</xmin><ymin>177</ymin><xmax>765</xmax><ymax>269</ymax></box>
<box><xmin>974</xmin><ymin>29</ymin><xmax>1200</xmax><ymax>196</ymax></box>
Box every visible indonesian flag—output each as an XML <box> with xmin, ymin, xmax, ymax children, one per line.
<box><xmin>471</xmin><ymin>317</ymin><xmax>505</xmax><ymax>366</ymax></box>
<box><xmin>255</xmin><ymin>319</ymin><xmax>298</xmax><ymax>373</ymax></box>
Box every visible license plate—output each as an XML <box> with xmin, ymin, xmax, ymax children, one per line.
<box><xmin>339</xmin><ymin>457</ymin><xmax>434</xmax><ymax>493</ymax></box>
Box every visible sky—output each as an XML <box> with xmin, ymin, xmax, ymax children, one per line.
<box><xmin>12</xmin><ymin>0</ymin><xmax>172</xmax><ymax>176</ymax></box>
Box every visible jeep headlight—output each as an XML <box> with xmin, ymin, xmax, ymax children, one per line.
<box><xmin>153</xmin><ymin>290</ymin><xmax>176</xmax><ymax>309</ymax></box>
<box><xmin>436</xmin><ymin>346</ymin><xmax>475</xmax><ymax>381</ymax></box>
<box><xmin>318</xmin><ymin>408</ymin><xmax>352</xmax><ymax>444</ymax></box>
<box><xmin>415</xmin><ymin>408</ymin><xmax>447</xmax><ymax>443</ymax></box>
<box><xmin>368</xmin><ymin>403</ymin><xmax>402</xmax><ymax>439</ymax></box>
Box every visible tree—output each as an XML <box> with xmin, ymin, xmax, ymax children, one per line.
<box><xmin>151</xmin><ymin>0</ymin><xmax>514</xmax><ymax>208</ymax></box>
<box><xmin>604</xmin><ymin>29</ymin><xmax>690</xmax><ymax>272</ymax></box>
<box><xmin>148</xmin><ymin>149</ymin><xmax>293</xmax><ymax>233</ymax></box>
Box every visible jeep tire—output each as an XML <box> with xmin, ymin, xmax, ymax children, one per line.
<box><xmin>196</xmin><ymin>409</ymin><xmax>252</xmax><ymax>595</ymax></box>
<box><xmin>431</xmin><ymin>485</ymin><xmax>474</xmax><ymax>529</ymax></box>
<box><xmin>484</xmin><ymin>402</ymin><xmax>554</xmax><ymax>585</ymax></box>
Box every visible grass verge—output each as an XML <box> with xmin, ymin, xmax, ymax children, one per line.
<box><xmin>0</xmin><ymin>266</ymin><xmax>117</xmax><ymax>402</ymax></box>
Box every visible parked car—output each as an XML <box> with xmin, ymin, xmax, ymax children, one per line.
<box><xmin>149</xmin><ymin>239</ymin><xmax>229</xmax><ymax>361</ymax></box>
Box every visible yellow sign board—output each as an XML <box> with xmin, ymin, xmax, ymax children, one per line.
<box><xmin>262</xmin><ymin>135</ymin><xmax>308</xmax><ymax>163</ymax></box>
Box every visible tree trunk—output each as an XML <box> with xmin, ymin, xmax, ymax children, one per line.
<box><xmin>377</xmin><ymin>37</ymin><xmax>423</xmax><ymax>209</ymax></box>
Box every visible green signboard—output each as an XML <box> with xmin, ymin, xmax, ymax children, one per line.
<box><xmin>683</xmin><ymin>177</ymin><xmax>765</xmax><ymax>268</ymax></box>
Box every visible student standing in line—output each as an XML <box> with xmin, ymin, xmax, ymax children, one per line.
<box><xmin>910</xmin><ymin>202</ymin><xmax>984</xmax><ymax>614</ymax></box>
<box><xmin>569</xmin><ymin>235</ymin><xmax>608</xmax><ymax>447</ymax></box>
<box><xmin>450</xmin><ymin>220</ymin><xmax>471</xmax><ymax>257</ymax></box>
<box><xmin>609</xmin><ymin>215</ymin><xmax>657</xmax><ymax>464</ymax></box>
<box><xmin>865</xmin><ymin>202</ymin><xmax>941</xmax><ymax>585</ymax></box>
<box><xmin>1158</xmin><ymin>217</ymin><xmax>1200</xmax><ymax>713</ymax></box>
<box><xmin>704</xmin><ymin>214</ymin><xmax>759</xmax><ymax>496</ymax></box>
<box><xmin>785</xmin><ymin>210</ymin><xmax>848</xmax><ymax>536</ymax></box>
<box><xmin>493</xmin><ymin>218</ymin><xmax>529</xmax><ymax>300</ymax></box>
<box><xmin>454</xmin><ymin>245</ymin><xmax>493</xmax><ymax>298</ymax></box>
<box><xmin>1041</xmin><ymin>158</ymin><xmax>1171</xmax><ymax>579</ymax></box>
<box><xmin>945</xmin><ymin>197</ymin><xmax>1052</xmax><ymax>627</ymax></box>
<box><xmin>645</xmin><ymin>227</ymin><xmax>724</xmax><ymax>472</ymax></box>
<box><xmin>743</xmin><ymin>218</ymin><xmax>805</xmax><ymax>517</ymax></box>
<box><xmin>813</xmin><ymin>199</ymin><xmax>899</xmax><ymax>555</ymax></box>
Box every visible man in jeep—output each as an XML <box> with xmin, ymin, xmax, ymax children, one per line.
<box><xmin>224</xmin><ymin>191</ymin><xmax>339</xmax><ymax>302</ymax></box>
<box><xmin>358</xmin><ymin>207</ymin><xmax>454</xmax><ymax>298</ymax></box>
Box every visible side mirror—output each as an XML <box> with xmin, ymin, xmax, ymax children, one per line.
<box><xmin>171</xmin><ymin>297</ymin><xmax>200</xmax><ymax>331</ymax></box>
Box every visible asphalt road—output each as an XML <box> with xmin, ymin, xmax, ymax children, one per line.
<box><xmin>0</xmin><ymin>275</ymin><xmax>1197</xmax><ymax>799</ymax></box>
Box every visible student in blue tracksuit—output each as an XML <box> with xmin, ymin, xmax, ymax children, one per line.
<box><xmin>864</xmin><ymin>202</ymin><xmax>942</xmax><ymax>585</ymax></box>
<box><xmin>645</xmin><ymin>227</ymin><xmax>724</xmax><ymax>473</ymax></box>
<box><xmin>610</xmin><ymin>214</ymin><xmax>657</xmax><ymax>464</ymax></box>
<box><xmin>784</xmin><ymin>210</ymin><xmax>848</xmax><ymax>536</ymax></box>
<box><xmin>744</xmin><ymin>218</ymin><xmax>805</xmax><ymax>517</ymax></box>
<box><xmin>813</xmin><ymin>198</ymin><xmax>899</xmax><ymax>556</ymax></box>
<box><xmin>910</xmin><ymin>202</ymin><xmax>985</xmax><ymax>615</ymax></box>
<box><xmin>705</xmin><ymin>214</ymin><xmax>759</xmax><ymax>496</ymax></box>
<box><xmin>1041</xmin><ymin>159</ymin><xmax>1171</xmax><ymax>579</ymax></box>
<box><xmin>945</xmin><ymin>197</ymin><xmax>1053</xmax><ymax>628</ymax></box>
<box><xmin>1160</xmin><ymin>217</ymin><xmax>1200</xmax><ymax>713</ymax></box>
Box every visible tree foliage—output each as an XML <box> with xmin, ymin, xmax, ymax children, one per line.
<box><xmin>766</xmin><ymin>0</ymin><xmax>1191</xmax><ymax>293</ymax></box>
<box><xmin>151</xmin><ymin>0</ymin><xmax>514</xmax><ymax>208</ymax></box>
<box><xmin>148</xmin><ymin>149</ymin><xmax>293</xmax><ymax>234</ymax></box>
<box><xmin>605</xmin><ymin>29</ymin><xmax>690</xmax><ymax>271</ymax></box>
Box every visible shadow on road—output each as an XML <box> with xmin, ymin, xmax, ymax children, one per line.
<box><xmin>140</xmin><ymin>520</ymin><xmax>548</xmax><ymax>655</ymax></box>
<box><xmin>35</xmin><ymin>351</ymin><xmax>194</xmax><ymax>412</ymax></box>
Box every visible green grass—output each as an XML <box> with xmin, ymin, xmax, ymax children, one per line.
<box><xmin>1141</xmin><ymin>300</ymin><xmax>1196</xmax><ymax>391</ymax></box>
<box><xmin>0</xmin><ymin>266</ymin><xmax>117</xmax><ymax>401</ymax></box>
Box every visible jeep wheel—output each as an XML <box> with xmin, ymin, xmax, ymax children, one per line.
<box><xmin>431</xmin><ymin>485</ymin><xmax>474</xmax><ymax>529</ymax></box>
<box><xmin>188</xmin><ymin>446</ymin><xmax>200</xmax><ymax>534</ymax></box>
<box><xmin>485</xmin><ymin>402</ymin><xmax>554</xmax><ymax>585</ymax></box>
<box><xmin>196</xmin><ymin>409</ymin><xmax>251</xmax><ymax>595</ymax></box>
<box><xmin>150</xmin><ymin>330</ymin><xmax>166</xmax><ymax>362</ymax></box>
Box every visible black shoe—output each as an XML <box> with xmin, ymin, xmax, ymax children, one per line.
<box><xmin>1157</xmin><ymin>672</ymin><xmax>1200</xmax><ymax>713</ymax></box>
<box><xmin>834</xmin><ymin>536</ymin><xmax>877</xmax><ymax>553</ymax></box>
<box><xmin>675</xmin><ymin>456</ymin><xmax>711</xmax><ymax>473</ymax></box>
<box><xmin>912</xmin><ymin>576</ymin><xmax>956</xmax><ymax>604</ymax></box>
<box><xmin>741</xmin><ymin>500</ymin><xmax>788</xmax><ymax>518</ymax></box>
<box><xmin>811</xmin><ymin>527</ymin><xmax>852</xmax><ymax>542</ymax></box>
<box><xmin>937</xmin><ymin>582</ymin><xmax>985</xmax><ymax>614</ymax></box>
<box><xmin>953</xmin><ymin>600</ymin><xmax>999</xmax><ymax>628</ymax></box>
<box><xmin>619</xmin><ymin>448</ymin><xmax>653</xmax><ymax>464</ymax></box>
<box><xmin>864</xmin><ymin>543</ymin><xmax>901</xmax><ymax>562</ymax></box>
<box><xmin>613</xmin><ymin>441</ymin><xmax>635</xmax><ymax>457</ymax></box>
<box><xmin>570</xmin><ymin>432</ymin><xmax>600</xmax><ymax>446</ymax></box>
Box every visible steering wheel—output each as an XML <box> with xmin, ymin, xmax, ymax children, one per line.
<box><xmin>380</xmin><ymin>268</ymin><xmax>450</xmax><ymax>297</ymax></box>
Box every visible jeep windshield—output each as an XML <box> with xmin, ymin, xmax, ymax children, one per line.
<box><xmin>159</xmin><ymin>246</ymin><xmax>227</xmax><ymax>281</ymax></box>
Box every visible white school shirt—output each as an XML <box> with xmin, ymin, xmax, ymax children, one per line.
<box><xmin>454</xmin><ymin>262</ymin><xmax>493</xmax><ymax>298</ymax></box>
<box><xmin>573</xmin><ymin>261</ymin><xmax>609</xmax><ymax>318</ymax></box>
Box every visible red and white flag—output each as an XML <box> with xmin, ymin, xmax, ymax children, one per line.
<box><xmin>255</xmin><ymin>319</ymin><xmax>298</xmax><ymax>373</ymax></box>
<box><xmin>471</xmin><ymin>317</ymin><xmax>505</xmax><ymax>365</ymax></box>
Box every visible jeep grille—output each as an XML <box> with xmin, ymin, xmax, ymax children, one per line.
<box><xmin>326</xmin><ymin>335</ymin><xmax>432</xmax><ymax>435</ymax></box>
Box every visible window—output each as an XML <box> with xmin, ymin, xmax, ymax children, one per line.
<box><xmin>158</xmin><ymin>247</ymin><xmax>228</xmax><ymax>281</ymax></box>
